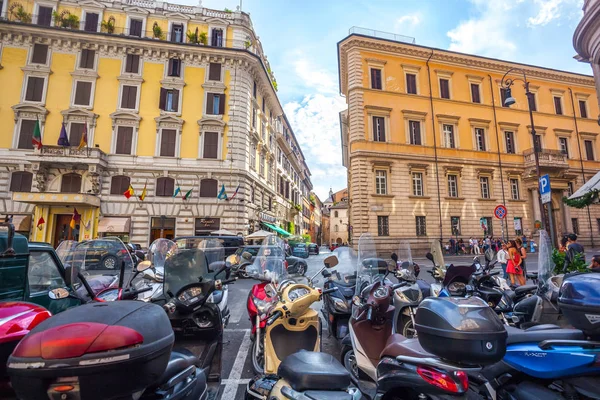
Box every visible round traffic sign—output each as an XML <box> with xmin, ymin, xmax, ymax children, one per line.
<box><xmin>494</xmin><ymin>205</ymin><xmax>507</xmax><ymax>220</ymax></box>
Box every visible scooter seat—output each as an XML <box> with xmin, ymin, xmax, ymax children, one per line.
<box><xmin>155</xmin><ymin>348</ymin><xmax>200</xmax><ymax>387</ymax></box>
<box><xmin>514</xmin><ymin>284</ymin><xmax>537</xmax><ymax>296</ymax></box>
<box><xmin>506</xmin><ymin>326</ymin><xmax>584</xmax><ymax>345</ymax></box>
<box><xmin>278</xmin><ymin>351</ymin><xmax>351</xmax><ymax>392</ymax></box>
<box><xmin>380</xmin><ymin>334</ymin><xmax>431</xmax><ymax>359</ymax></box>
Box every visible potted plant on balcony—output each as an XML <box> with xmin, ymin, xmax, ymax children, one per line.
<box><xmin>9</xmin><ymin>4</ymin><xmax>32</xmax><ymax>23</ymax></box>
<box><xmin>224</xmin><ymin>8</ymin><xmax>233</xmax><ymax>13</ymax></box>
<box><xmin>198</xmin><ymin>31</ymin><xmax>208</xmax><ymax>45</ymax></box>
<box><xmin>66</xmin><ymin>13</ymin><xmax>79</xmax><ymax>29</ymax></box>
<box><xmin>186</xmin><ymin>29</ymin><xmax>199</xmax><ymax>44</ymax></box>
<box><xmin>152</xmin><ymin>22</ymin><xmax>164</xmax><ymax>39</ymax></box>
<box><xmin>101</xmin><ymin>16</ymin><xmax>115</xmax><ymax>34</ymax></box>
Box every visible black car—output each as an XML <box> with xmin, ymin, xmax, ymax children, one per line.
<box><xmin>228</xmin><ymin>245</ymin><xmax>308</xmax><ymax>277</ymax></box>
<box><xmin>66</xmin><ymin>239</ymin><xmax>131</xmax><ymax>270</ymax></box>
<box><xmin>308</xmin><ymin>243</ymin><xmax>319</xmax><ymax>255</ymax></box>
<box><xmin>174</xmin><ymin>235</ymin><xmax>244</xmax><ymax>257</ymax></box>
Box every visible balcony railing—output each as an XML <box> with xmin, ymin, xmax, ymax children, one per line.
<box><xmin>523</xmin><ymin>148</ymin><xmax>569</xmax><ymax>169</ymax></box>
<box><xmin>348</xmin><ymin>26</ymin><xmax>416</xmax><ymax>44</ymax></box>
<box><xmin>35</xmin><ymin>145</ymin><xmax>107</xmax><ymax>161</ymax></box>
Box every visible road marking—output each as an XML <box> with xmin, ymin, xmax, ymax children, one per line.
<box><xmin>225</xmin><ymin>328</ymin><xmax>250</xmax><ymax>333</ymax></box>
<box><xmin>221</xmin><ymin>329</ymin><xmax>252</xmax><ymax>399</ymax></box>
<box><xmin>229</xmin><ymin>289</ymin><xmax>247</xmax><ymax>324</ymax></box>
<box><xmin>222</xmin><ymin>379</ymin><xmax>251</xmax><ymax>385</ymax></box>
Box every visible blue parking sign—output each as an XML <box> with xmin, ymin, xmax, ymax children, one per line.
<box><xmin>539</xmin><ymin>174</ymin><xmax>551</xmax><ymax>204</ymax></box>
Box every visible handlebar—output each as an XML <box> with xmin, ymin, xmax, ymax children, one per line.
<box><xmin>322</xmin><ymin>287</ymin><xmax>337</xmax><ymax>295</ymax></box>
<box><xmin>392</xmin><ymin>282</ymin><xmax>408</xmax><ymax>290</ymax></box>
<box><xmin>267</xmin><ymin>310</ymin><xmax>283</xmax><ymax>326</ymax></box>
<box><xmin>489</xmin><ymin>271</ymin><xmax>500</xmax><ymax>277</ymax></box>
<box><xmin>222</xmin><ymin>278</ymin><xmax>237</xmax><ymax>285</ymax></box>
<box><xmin>120</xmin><ymin>286</ymin><xmax>152</xmax><ymax>300</ymax></box>
<box><xmin>366</xmin><ymin>307</ymin><xmax>373</xmax><ymax>322</ymax></box>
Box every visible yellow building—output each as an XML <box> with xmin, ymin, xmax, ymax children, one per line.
<box><xmin>0</xmin><ymin>0</ymin><xmax>311</xmax><ymax>247</ymax></box>
<box><xmin>338</xmin><ymin>28</ymin><xmax>600</xmax><ymax>249</ymax></box>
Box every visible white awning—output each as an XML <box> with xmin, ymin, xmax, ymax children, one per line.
<box><xmin>98</xmin><ymin>217</ymin><xmax>131</xmax><ymax>233</ymax></box>
<box><xmin>569</xmin><ymin>171</ymin><xmax>600</xmax><ymax>200</ymax></box>
<box><xmin>3</xmin><ymin>214</ymin><xmax>32</xmax><ymax>232</ymax></box>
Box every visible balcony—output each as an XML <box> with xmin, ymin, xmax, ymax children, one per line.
<box><xmin>523</xmin><ymin>148</ymin><xmax>569</xmax><ymax>170</ymax></box>
<box><xmin>30</xmin><ymin>145</ymin><xmax>108</xmax><ymax>170</ymax></box>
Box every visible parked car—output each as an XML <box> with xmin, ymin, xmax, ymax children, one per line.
<box><xmin>62</xmin><ymin>238</ymin><xmax>131</xmax><ymax>270</ymax></box>
<box><xmin>228</xmin><ymin>245</ymin><xmax>308</xmax><ymax>277</ymax></box>
<box><xmin>292</xmin><ymin>243</ymin><xmax>309</xmax><ymax>258</ymax></box>
<box><xmin>174</xmin><ymin>235</ymin><xmax>244</xmax><ymax>257</ymax></box>
<box><xmin>308</xmin><ymin>243</ymin><xmax>319</xmax><ymax>255</ymax></box>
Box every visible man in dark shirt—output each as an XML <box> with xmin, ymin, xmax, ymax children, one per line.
<box><xmin>565</xmin><ymin>233</ymin><xmax>585</xmax><ymax>270</ymax></box>
<box><xmin>589</xmin><ymin>255</ymin><xmax>600</xmax><ymax>272</ymax></box>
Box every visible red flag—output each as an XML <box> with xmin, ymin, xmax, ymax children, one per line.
<box><xmin>36</xmin><ymin>217</ymin><xmax>45</xmax><ymax>230</ymax></box>
<box><xmin>70</xmin><ymin>208</ymin><xmax>81</xmax><ymax>229</ymax></box>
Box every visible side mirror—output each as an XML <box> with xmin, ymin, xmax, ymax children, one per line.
<box><xmin>322</xmin><ymin>269</ymin><xmax>332</xmax><ymax>278</ymax></box>
<box><xmin>323</xmin><ymin>255</ymin><xmax>339</xmax><ymax>268</ymax></box>
<box><xmin>49</xmin><ymin>288</ymin><xmax>70</xmax><ymax>300</ymax></box>
<box><xmin>137</xmin><ymin>260</ymin><xmax>152</xmax><ymax>272</ymax></box>
<box><xmin>426</xmin><ymin>252</ymin><xmax>434</xmax><ymax>262</ymax></box>
<box><xmin>391</xmin><ymin>253</ymin><xmax>398</xmax><ymax>262</ymax></box>
<box><xmin>242</xmin><ymin>252</ymin><xmax>252</xmax><ymax>260</ymax></box>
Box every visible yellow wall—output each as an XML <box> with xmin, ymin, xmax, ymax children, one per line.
<box><xmin>94</xmin><ymin>58</ymin><xmax>121</xmax><ymax>151</ymax></box>
<box><xmin>0</xmin><ymin>47</ymin><xmax>27</xmax><ymax>148</ymax></box>
<box><xmin>45</xmin><ymin>53</ymin><xmax>76</xmax><ymax>145</ymax></box>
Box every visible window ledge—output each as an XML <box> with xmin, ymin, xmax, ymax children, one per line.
<box><xmin>444</xmin><ymin>197</ymin><xmax>465</xmax><ymax>200</ymax></box>
<box><xmin>478</xmin><ymin>198</ymin><xmax>497</xmax><ymax>202</ymax></box>
<box><xmin>153</xmin><ymin>156</ymin><xmax>181</xmax><ymax>160</ymax></box>
<box><xmin>371</xmin><ymin>194</ymin><xmax>394</xmax><ymax>198</ymax></box>
<box><xmin>508</xmin><ymin>199</ymin><xmax>527</xmax><ymax>203</ymax></box>
<box><xmin>408</xmin><ymin>195</ymin><xmax>431</xmax><ymax>199</ymax></box>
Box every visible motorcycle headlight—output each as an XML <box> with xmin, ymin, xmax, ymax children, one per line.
<box><xmin>333</xmin><ymin>298</ymin><xmax>349</xmax><ymax>312</ymax></box>
<box><xmin>253</xmin><ymin>297</ymin><xmax>275</xmax><ymax>315</ymax></box>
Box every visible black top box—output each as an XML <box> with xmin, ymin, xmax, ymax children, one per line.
<box><xmin>559</xmin><ymin>273</ymin><xmax>600</xmax><ymax>337</ymax></box>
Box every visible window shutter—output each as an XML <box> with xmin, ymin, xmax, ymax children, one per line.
<box><xmin>26</xmin><ymin>77</ymin><xmax>44</xmax><ymax>102</ymax></box>
<box><xmin>159</xmin><ymin>88</ymin><xmax>167</xmax><ymax>110</ymax></box>
<box><xmin>74</xmin><ymin>81</ymin><xmax>92</xmax><ymax>106</ymax></box>
<box><xmin>61</xmin><ymin>174</ymin><xmax>82</xmax><ymax>193</ymax></box>
<box><xmin>69</xmin><ymin>123</ymin><xmax>85</xmax><ymax>146</ymax></box>
<box><xmin>528</xmin><ymin>93</ymin><xmax>536</xmax><ymax>111</ymax></box>
<box><xmin>209</xmin><ymin>63</ymin><xmax>221</xmax><ymax>81</ymax></box>
<box><xmin>126</xmin><ymin>54</ymin><xmax>140</xmax><ymax>74</ymax></box>
<box><xmin>110</xmin><ymin>176</ymin><xmax>130</xmax><ymax>195</ymax></box>
<box><xmin>122</xmin><ymin>86</ymin><xmax>137</xmax><ymax>109</ymax></box>
<box><xmin>579</xmin><ymin>101</ymin><xmax>588</xmax><ymax>118</ymax></box>
<box><xmin>440</xmin><ymin>79</ymin><xmax>449</xmax><ymax>99</ymax></box>
<box><xmin>17</xmin><ymin>120</ymin><xmax>36</xmax><ymax>149</ymax></box>
<box><xmin>172</xmin><ymin>89</ymin><xmax>180</xmax><ymax>112</ymax></box>
<box><xmin>500</xmin><ymin>88</ymin><xmax>509</xmax><ymax>107</ymax></box>
<box><xmin>200</xmin><ymin>179</ymin><xmax>218</xmax><ymax>197</ymax></box>
<box><xmin>32</xmin><ymin>44</ymin><xmax>48</xmax><ymax>64</ymax></box>
<box><xmin>84</xmin><ymin>13</ymin><xmax>99</xmax><ymax>32</ymax></box>
<box><xmin>116</xmin><ymin>126</ymin><xmax>133</xmax><ymax>154</ymax></box>
<box><xmin>160</xmin><ymin>129</ymin><xmax>176</xmax><ymax>157</ymax></box>
<box><xmin>80</xmin><ymin>50</ymin><xmax>95</xmax><ymax>69</ymax></box>
<box><xmin>203</xmin><ymin>132</ymin><xmax>218</xmax><ymax>158</ymax></box>
<box><xmin>206</xmin><ymin>94</ymin><xmax>214</xmax><ymax>114</ymax></box>
<box><xmin>471</xmin><ymin>84</ymin><xmax>480</xmax><ymax>103</ymax></box>
<box><xmin>38</xmin><ymin>7</ymin><xmax>52</xmax><ymax>26</ymax></box>
<box><xmin>130</xmin><ymin>19</ymin><xmax>142</xmax><ymax>37</ymax></box>
<box><xmin>10</xmin><ymin>172</ymin><xmax>33</xmax><ymax>192</ymax></box>
<box><xmin>406</xmin><ymin>74</ymin><xmax>416</xmax><ymax>94</ymax></box>
<box><xmin>25</xmin><ymin>77</ymin><xmax>36</xmax><ymax>101</ymax></box>
<box><xmin>218</xmin><ymin>94</ymin><xmax>225</xmax><ymax>115</ymax></box>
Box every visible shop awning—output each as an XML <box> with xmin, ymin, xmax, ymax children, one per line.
<box><xmin>98</xmin><ymin>217</ymin><xmax>130</xmax><ymax>233</ymax></box>
<box><xmin>12</xmin><ymin>192</ymin><xmax>100</xmax><ymax>207</ymax></box>
<box><xmin>262</xmin><ymin>222</ymin><xmax>291</xmax><ymax>237</ymax></box>
<box><xmin>3</xmin><ymin>214</ymin><xmax>32</xmax><ymax>232</ymax></box>
<box><xmin>569</xmin><ymin>170</ymin><xmax>600</xmax><ymax>200</ymax></box>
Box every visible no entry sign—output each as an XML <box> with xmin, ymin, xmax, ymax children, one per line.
<box><xmin>494</xmin><ymin>205</ymin><xmax>507</xmax><ymax>220</ymax></box>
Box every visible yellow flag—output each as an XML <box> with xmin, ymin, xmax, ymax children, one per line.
<box><xmin>138</xmin><ymin>183</ymin><xmax>147</xmax><ymax>201</ymax></box>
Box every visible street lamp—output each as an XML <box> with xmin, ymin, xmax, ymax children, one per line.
<box><xmin>501</xmin><ymin>68</ymin><xmax>552</xmax><ymax>242</ymax></box>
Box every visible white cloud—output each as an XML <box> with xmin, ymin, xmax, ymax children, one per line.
<box><xmin>293</xmin><ymin>55</ymin><xmax>338</xmax><ymax>95</ymax></box>
<box><xmin>528</xmin><ymin>0</ymin><xmax>563</xmax><ymax>26</ymax></box>
<box><xmin>396</xmin><ymin>14</ymin><xmax>421</xmax><ymax>27</ymax></box>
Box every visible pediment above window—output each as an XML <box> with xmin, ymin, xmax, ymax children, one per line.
<box><xmin>61</xmin><ymin>108</ymin><xmax>99</xmax><ymax>126</ymax></box>
<box><xmin>109</xmin><ymin>110</ymin><xmax>141</xmax><ymax>128</ymax></box>
<box><xmin>205</xmin><ymin>17</ymin><xmax>230</xmax><ymax>25</ymax></box>
<box><xmin>123</xmin><ymin>6</ymin><xmax>150</xmax><ymax>14</ymax></box>
<box><xmin>165</xmin><ymin>12</ymin><xmax>191</xmax><ymax>20</ymax></box>
<box><xmin>198</xmin><ymin>117</ymin><xmax>226</xmax><ymax>133</ymax></box>
<box><xmin>12</xmin><ymin>103</ymin><xmax>48</xmax><ymax>123</ymax></box>
<box><xmin>78</xmin><ymin>0</ymin><xmax>106</xmax><ymax>9</ymax></box>
<box><xmin>155</xmin><ymin>114</ymin><xmax>184</xmax><ymax>129</ymax></box>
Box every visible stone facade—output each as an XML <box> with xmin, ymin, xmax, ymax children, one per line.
<box><xmin>574</xmin><ymin>0</ymin><xmax>600</xmax><ymax>113</ymax></box>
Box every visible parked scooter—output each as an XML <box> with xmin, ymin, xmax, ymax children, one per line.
<box><xmin>424</xmin><ymin>240</ymin><xmax>447</xmax><ymax>297</ymax></box>
<box><xmin>391</xmin><ymin>242</ymin><xmax>425</xmax><ymax>338</ymax></box>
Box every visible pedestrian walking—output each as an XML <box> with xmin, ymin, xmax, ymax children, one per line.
<box><xmin>564</xmin><ymin>233</ymin><xmax>585</xmax><ymax>269</ymax></box>
<box><xmin>506</xmin><ymin>240</ymin><xmax>525</xmax><ymax>286</ymax></box>
<box><xmin>497</xmin><ymin>243</ymin><xmax>509</xmax><ymax>279</ymax></box>
<box><xmin>515</xmin><ymin>237</ymin><xmax>527</xmax><ymax>276</ymax></box>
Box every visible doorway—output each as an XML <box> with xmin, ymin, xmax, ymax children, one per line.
<box><xmin>53</xmin><ymin>214</ymin><xmax>79</xmax><ymax>248</ymax></box>
<box><xmin>150</xmin><ymin>217</ymin><xmax>176</xmax><ymax>242</ymax></box>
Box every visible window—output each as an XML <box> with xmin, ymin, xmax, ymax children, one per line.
<box><xmin>572</xmin><ymin>218</ymin><xmax>580</xmax><ymax>235</ymax></box>
<box><xmin>505</xmin><ymin>131</ymin><xmax>515</xmax><ymax>154</ymax></box>
<box><xmin>69</xmin><ymin>123</ymin><xmax>85</xmax><ymax>147</ymax></box>
<box><xmin>334</xmin><ymin>211</ymin><xmax>339</xmax><ymax>218</ymax></box>
<box><xmin>208</xmin><ymin>63</ymin><xmax>222</xmax><ymax>81</ymax></box>
<box><xmin>447</xmin><ymin>175</ymin><xmax>458</xmax><ymax>197</ymax></box>
<box><xmin>250</xmin><ymin>142</ymin><xmax>256</xmax><ymax>170</ymax></box>
<box><xmin>167</xmin><ymin>58</ymin><xmax>181</xmax><ymax>77</ymax></box>
<box><xmin>370</xmin><ymin>68</ymin><xmax>382</xmax><ymax>90</ymax></box>
<box><xmin>373</xmin><ymin>116</ymin><xmax>385</xmax><ymax>142</ymax></box>
<box><xmin>375</xmin><ymin>170</ymin><xmax>387</xmax><ymax>195</ymax></box>
<box><xmin>412</xmin><ymin>172</ymin><xmax>423</xmax><ymax>196</ymax></box>
<box><xmin>25</xmin><ymin>76</ymin><xmax>45</xmax><ymax>102</ymax></box>
<box><xmin>475</xmin><ymin>128</ymin><xmax>486</xmax><ymax>151</ymax></box>
<box><xmin>125</xmin><ymin>54</ymin><xmax>140</xmax><ymax>74</ymax></box>
<box><xmin>159</xmin><ymin>88</ymin><xmax>179</xmax><ymax>112</ymax></box>
<box><xmin>514</xmin><ymin>217</ymin><xmax>523</xmax><ymax>236</ymax></box>
<box><xmin>406</xmin><ymin>73</ymin><xmax>417</xmax><ymax>94</ymax></box>
<box><xmin>31</xmin><ymin>44</ymin><xmax>48</xmax><ymax>65</ymax></box>
<box><xmin>206</xmin><ymin>93</ymin><xmax>225</xmax><ymax>115</ymax></box>
<box><xmin>10</xmin><ymin>171</ymin><xmax>33</xmax><ymax>192</ymax></box>
<box><xmin>377</xmin><ymin>216</ymin><xmax>389</xmax><ymax>236</ymax></box>
<box><xmin>156</xmin><ymin>177</ymin><xmax>175</xmax><ymax>197</ymax></box>
<box><xmin>470</xmin><ymin>83</ymin><xmax>481</xmax><ymax>103</ymax></box>
<box><xmin>450</xmin><ymin>216</ymin><xmax>461</xmax><ymax>235</ymax></box>
<box><xmin>28</xmin><ymin>252</ymin><xmax>65</xmax><ymax>294</ymax></box>
<box><xmin>416</xmin><ymin>216</ymin><xmax>426</xmax><ymax>236</ymax></box>
<box><xmin>480</xmin><ymin>177</ymin><xmax>490</xmax><ymax>199</ymax></box>
<box><xmin>129</xmin><ymin>18</ymin><xmax>143</xmax><ymax>37</ymax></box>
<box><xmin>37</xmin><ymin>6</ymin><xmax>53</xmax><ymax>26</ymax></box>
<box><xmin>554</xmin><ymin>96</ymin><xmax>563</xmax><ymax>115</ymax></box>
<box><xmin>252</xmin><ymin>107</ymin><xmax>257</xmax><ymax>128</ymax></box>
<box><xmin>439</xmin><ymin>78</ymin><xmax>450</xmax><ymax>99</ymax></box>
<box><xmin>579</xmin><ymin>100</ymin><xmax>588</xmax><ymax>118</ymax></box>
<box><xmin>262</xmin><ymin>97</ymin><xmax>265</xmax><ymax>113</ymax></box>
<box><xmin>203</xmin><ymin>132</ymin><xmax>219</xmax><ymax>159</ymax></box>
<box><xmin>567</xmin><ymin>182</ymin><xmax>574</xmax><ymax>197</ymax></box>
<box><xmin>17</xmin><ymin>120</ymin><xmax>36</xmax><ymax>149</ymax></box>
<box><xmin>110</xmin><ymin>175</ymin><xmax>130</xmax><ymax>195</ymax></box>
<box><xmin>253</xmin><ymin>81</ymin><xmax>257</xmax><ymax>98</ymax></box>
<box><xmin>120</xmin><ymin>85</ymin><xmax>138</xmax><ymax>109</ymax></box>
<box><xmin>115</xmin><ymin>126</ymin><xmax>133</xmax><ymax>155</ymax></box>
<box><xmin>84</xmin><ymin>12</ymin><xmax>99</xmax><ymax>32</ymax></box>
<box><xmin>170</xmin><ymin>23</ymin><xmax>184</xmax><ymax>43</ymax></box>
<box><xmin>533</xmin><ymin>134</ymin><xmax>542</xmax><ymax>151</ymax></box>
<box><xmin>259</xmin><ymin>152</ymin><xmax>265</xmax><ymax>177</ymax></box>
<box><xmin>211</xmin><ymin>28</ymin><xmax>224</xmax><ymax>47</ymax></box>
<box><xmin>510</xmin><ymin>178</ymin><xmax>520</xmax><ymax>200</ymax></box>
<box><xmin>500</xmin><ymin>88</ymin><xmax>509</xmax><ymax>107</ymax></box>
<box><xmin>527</xmin><ymin>92</ymin><xmax>537</xmax><ymax>111</ymax></box>
<box><xmin>200</xmin><ymin>179</ymin><xmax>218</xmax><ymax>197</ymax></box>
<box><xmin>79</xmin><ymin>49</ymin><xmax>95</xmax><ymax>69</ymax></box>
<box><xmin>61</xmin><ymin>173</ymin><xmax>82</xmax><ymax>193</ymax></box>
<box><xmin>334</xmin><ymin>225</ymin><xmax>339</xmax><ymax>232</ymax></box>
<box><xmin>482</xmin><ymin>217</ymin><xmax>493</xmax><ymax>236</ymax></box>
<box><xmin>585</xmin><ymin>140</ymin><xmax>595</xmax><ymax>161</ymax></box>
<box><xmin>159</xmin><ymin>129</ymin><xmax>177</xmax><ymax>157</ymax></box>
<box><xmin>559</xmin><ymin>137</ymin><xmax>569</xmax><ymax>156</ymax></box>
<box><xmin>73</xmin><ymin>81</ymin><xmax>92</xmax><ymax>106</ymax></box>
<box><xmin>409</xmin><ymin>121</ymin><xmax>421</xmax><ymax>145</ymax></box>
<box><xmin>443</xmin><ymin>124</ymin><xmax>455</xmax><ymax>148</ymax></box>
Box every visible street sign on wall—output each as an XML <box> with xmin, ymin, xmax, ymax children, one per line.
<box><xmin>494</xmin><ymin>204</ymin><xmax>507</xmax><ymax>220</ymax></box>
<box><xmin>539</xmin><ymin>174</ymin><xmax>551</xmax><ymax>204</ymax></box>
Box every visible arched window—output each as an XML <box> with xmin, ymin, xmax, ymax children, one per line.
<box><xmin>334</xmin><ymin>211</ymin><xmax>338</xmax><ymax>218</ymax></box>
<box><xmin>10</xmin><ymin>171</ymin><xmax>33</xmax><ymax>192</ymax></box>
<box><xmin>156</xmin><ymin>177</ymin><xmax>175</xmax><ymax>197</ymax></box>
<box><xmin>334</xmin><ymin>225</ymin><xmax>339</xmax><ymax>232</ymax></box>
<box><xmin>110</xmin><ymin>176</ymin><xmax>130</xmax><ymax>195</ymax></box>
<box><xmin>60</xmin><ymin>173</ymin><xmax>82</xmax><ymax>193</ymax></box>
<box><xmin>199</xmin><ymin>179</ymin><xmax>218</xmax><ymax>198</ymax></box>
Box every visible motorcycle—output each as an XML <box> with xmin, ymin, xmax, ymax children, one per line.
<box><xmin>321</xmin><ymin>246</ymin><xmax>357</xmax><ymax>340</ymax></box>
<box><xmin>391</xmin><ymin>241</ymin><xmax>425</xmax><ymax>338</ymax></box>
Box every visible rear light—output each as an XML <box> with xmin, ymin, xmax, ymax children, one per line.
<box><xmin>417</xmin><ymin>366</ymin><xmax>468</xmax><ymax>393</ymax></box>
<box><xmin>13</xmin><ymin>323</ymin><xmax>143</xmax><ymax>359</ymax></box>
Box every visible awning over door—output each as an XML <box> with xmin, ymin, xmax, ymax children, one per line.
<box><xmin>98</xmin><ymin>217</ymin><xmax>131</xmax><ymax>233</ymax></box>
<box><xmin>3</xmin><ymin>214</ymin><xmax>32</xmax><ymax>232</ymax></box>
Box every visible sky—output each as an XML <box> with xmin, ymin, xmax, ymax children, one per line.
<box><xmin>190</xmin><ymin>0</ymin><xmax>590</xmax><ymax>200</ymax></box>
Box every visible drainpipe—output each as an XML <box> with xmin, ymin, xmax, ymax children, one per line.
<box><xmin>488</xmin><ymin>75</ymin><xmax>509</xmax><ymax>240</ymax></box>
<box><xmin>568</xmin><ymin>88</ymin><xmax>594</xmax><ymax>247</ymax></box>
<box><xmin>425</xmin><ymin>50</ymin><xmax>443</xmax><ymax>243</ymax></box>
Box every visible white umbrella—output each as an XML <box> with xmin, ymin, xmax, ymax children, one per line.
<box><xmin>245</xmin><ymin>230</ymin><xmax>274</xmax><ymax>240</ymax></box>
<box><xmin>211</xmin><ymin>229</ymin><xmax>236</xmax><ymax>236</ymax></box>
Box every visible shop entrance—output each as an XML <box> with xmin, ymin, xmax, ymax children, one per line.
<box><xmin>53</xmin><ymin>214</ymin><xmax>79</xmax><ymax>248</ymax></box>
<box><xmin>150</xmin><ymin>217</ymin><xmax>175</xmax><ymax>242</ymax></box>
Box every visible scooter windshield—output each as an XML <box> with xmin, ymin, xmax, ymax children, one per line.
<box><xmin>396</xmin><ymin>242</ymin><xmax>416</xmax><ymax>282</ymax></box>
<box><xmin>56</xmin><ymin>240</ymin><xmax>79</xmax><ymax>264</ymax></box>
<box><xmin>331</xmin><ymin>246</ymin><xmax>358</xmax><ymax>283</ymax></box>
<box><xmin>537</xmin><ymin>230</ymin><xmax>554</xmax><ymax>292</ymax></box>
<box><xmin>430</xmin><ymin>239</ymin><xmax>446</xmax><ymax>269</ymax></box>
<box><xmin>442</xmin><ymin>264</ymin><xmax>476</xmax><ymax>286</ymax></box>
<box><xmin>355</xmin><ymin>233</ymin><xmax>388</xmax><ymax>298</ymax></box>
<box><xmin>246</xmin><ymin>235</ymin><xmax>287</xmax><ymax>284</ymax></box>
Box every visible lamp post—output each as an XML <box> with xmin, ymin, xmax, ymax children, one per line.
<box><xmin>501</xmin><ymin>68</ymin><xmax>554</xmax><ymax>244</ymax></box>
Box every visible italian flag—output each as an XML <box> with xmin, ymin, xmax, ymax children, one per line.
<box><xmin>32</xmin><ymin>119</ymin><xmax>42</xmax><ymax>150</ymax></box>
